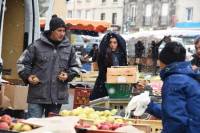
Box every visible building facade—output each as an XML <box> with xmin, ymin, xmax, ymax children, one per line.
<box><xmin>123</xmin><ymin>0</ymin><xmax>176</xmax><ymax>32</ymax></box>
<box><xmin>66</xmin><ymin>0</ymin><xmax>124</xmax><ymax>32</ymax></box>
<box><xmin>176</xmin><ymin>0</ymin><xmax>200</xmax><ymax>23</ymax></box>
<box><xmin>39</xmin><ymin>0</ymin><xmax>67</xmax><ymax>20</ymax></box>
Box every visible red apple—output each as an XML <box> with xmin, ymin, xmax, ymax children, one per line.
<box><xmin>100</xmin><ymin>124</ymin><xmax>110</xmax><ymax>130</ymax></box>
<box><xmin>112</xmin><ymin>123</ymin><xmax>121</xmax><ymax>130</ymax></box>
<box><xmin>0</xmin><ymin>122</ymin><xmax>9</xmax><ymax>130</ymax></box>
<box><xmin>1</xmin><ymin>115</ymin><xmax>12</xmax><ymax>124</ymax></box>
<box><xmin>0</xmin><ymin>115</ymin><xmax>12</xmax><ymax>125</ymax></box>
<box><xmin>82</xmin><ymin>123</ymin><xmax>91</xmax><ymax>128</ymax></box>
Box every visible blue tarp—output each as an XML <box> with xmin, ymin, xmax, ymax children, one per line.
<box><xmin>176</xmin><ymin>22</ymin><xmax>200</xmax><ymax>28</ymax></box>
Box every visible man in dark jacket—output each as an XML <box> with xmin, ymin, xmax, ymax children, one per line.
<box><xmin>88</xmin><ymin>43</ymin><xmax>98</xmax><ymax>62</ymax></box>
<box><xmin>17</xmin><ymin>15</ymin><xmax>80</xmax><ymax>118</ymax></box>
<box><xmin>191</xmin><ymin>36</ymin><xmax>200</xmax><ymax>67</ymax></box>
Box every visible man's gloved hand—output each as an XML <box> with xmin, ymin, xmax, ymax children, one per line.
<box><xmin>125</xmin><ymin>91</ymin><xmax>151</xmax><ymax>118</ymax></box>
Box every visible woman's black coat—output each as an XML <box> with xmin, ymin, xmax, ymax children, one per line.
<box><xmin>89</xmin><ymin>32</ymin><xmax>127</xmax><ymax>100</ymax></box>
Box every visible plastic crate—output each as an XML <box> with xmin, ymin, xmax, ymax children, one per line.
<box><xmin>105</xmin><ymin>83</ymin><xmax>132</xmax><ymax>99</ymax></box>
<box><xmin>73</xmin><ymin>88</ymin><xmax>92</xmax><ymax>109</ymax></box>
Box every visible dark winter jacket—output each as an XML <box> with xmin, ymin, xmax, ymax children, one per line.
<box><xmin>191</xmin><ymin>54</ymin><xmax>200</xmax><ymax>67</ymax></box>
<box><xmin>17</xmin><ymin>31</ymin><xmax>80</xmax><ymax>104</ymax></box>
<box><xmin>88</xmin><ymin>49</ymin><xmax>98</xmax><ymax>62</ymax></box>
<box><xmin>147</xmin><ymin>62</ymin><xmax>200</xmax><ymax>133</ymax></box>
<box><xmin>89</xmin><ymin>32</ymin><xmax>127</xmax><ymax>100</ymax></box>
<box><xmin>135</xmin><ymin>41</ymin><xmax>145</xmax><ymax>58</ymax></box>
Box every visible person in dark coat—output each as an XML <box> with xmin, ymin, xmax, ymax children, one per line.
<box><xmin>134</xmin><ymin>41</ymin><xmax>145</xmax><ymax>72</ymax></box>
<box><xmin>127</xmin><ymin>42</ymin><xmax>200</xmax><ymax>133</ymax></box>
<box><xmin>135</xmin><ymin>41</ymin><xmax>145</xmax><ymax>58</ymax></box>
<box><xmin>89</xmin><ymin>32</ymin><xmax>127</xmax><ymax>100</ymax></box>
<box><xmin>191</xmin><ymin>36</ymin><xmax>200</xmax><ymax>68</ymax></box>
<box><xmin>147</xmin><ymin>42</ymin><xmax>200</xmax><ymax>133</ymax></box>
<box><xmin>88</xmin><ymin>43</ymin><xmax>98</xmax><ymax>62</ymax></box>
<box><xmin>17</xmin><ymin>15</ymin><xmax>80</xmax><ymax>118</ymax></box>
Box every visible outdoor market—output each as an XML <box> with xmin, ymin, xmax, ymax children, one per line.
<box><xmin>0</xmin><ymin>0</ymin><xmax>199</xmax><ymax>133</ymax></box>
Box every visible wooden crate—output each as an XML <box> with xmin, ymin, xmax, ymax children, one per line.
<box><xmin>89</xmin><ymin>99</ymin><xmax>129</xmax><ymax>110</ymax></box>
<box><xmin>128</xmin><ymin>119</ymin><xmax>162</xmax><ymax>133</ymax></box>
<box><xmin>81</xmin><ymin>71</ymin><xmax>98</xmax><ymax>82</ymax></box>
<box><xmin>107</xmin><ymin>66</ymin><xmax>138</xmax><ymax>83</ymax></box>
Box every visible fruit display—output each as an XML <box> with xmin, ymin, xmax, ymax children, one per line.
<box><xmin>60</xmin><ymin>107</ymin><xmax>147</xmax><ymax>132</ymax></box>
<box><xmin>75</xmin><ymin>120</ymin><xmax>145</xmax><ymax>133</ymax></box>
<box><xmin>0</xmin><ymin>114</ymin><xmax>37</xmax><ymax>132</ymax></box>
<box><xmin>11</xmin><ymin>123</ymin><xmax>34</xmax><ymax>132</ymax></box>
<box><xmin>59</xmin><ymin>107</ymin><xmax>118</xmax><ymax>121</ymax></box>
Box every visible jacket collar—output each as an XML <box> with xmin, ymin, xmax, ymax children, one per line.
<box><xmin>40</xmin><ymin>31</ymin><xmax>70</xmax><ymax>48</ymax></box>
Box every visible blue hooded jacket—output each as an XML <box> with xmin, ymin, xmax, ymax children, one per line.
<box><xmin>147</xmin><ymin>62</ymin><xmax>200</xmax><ymax>133</ymax></box>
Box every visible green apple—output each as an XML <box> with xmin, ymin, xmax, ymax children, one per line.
<box><xmin>20</xmin><ymin>124</ymin><xmax>32</xmax><ymax>131</ymax></box>
<box><xmin>12</xmin><ymin>123</ymin><xmax>23</xmax><ymax>131</ymax></box>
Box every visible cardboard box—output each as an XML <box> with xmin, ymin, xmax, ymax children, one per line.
<box><xmin>107</xmin><ymin>66</ymin><xmax>138</xmax><ymax>83</ymax></box>
<box><xmin>0</xmin><ymin>84</ymin><xmax>28</xmax><ymax>110</ymax></box>
<box><xmin>91</xmin><ymin>62</ymin><xmax>99</xmax><ymax>71</ymax></box>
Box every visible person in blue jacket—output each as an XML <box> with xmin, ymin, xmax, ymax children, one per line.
<box><xmin>127</xmin><ymin>42</ymin><xmax>200</xmax><ymax>133</ymax></box>
<box><xmin>147</xmin><ymin>42</ymin><xmax>200</xmax><ymax>133</ymax></box>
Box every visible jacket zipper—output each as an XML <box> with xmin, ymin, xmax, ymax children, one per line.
<box><xmin>49</xmin><ymin>48</ymin><xmax>57</xmax><ymax>104</ymax></box>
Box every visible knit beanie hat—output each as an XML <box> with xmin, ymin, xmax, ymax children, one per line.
<box><xmin>159</xmin><ymin>42</ymin><xmax>186</xmax><ymax>65</ymax></box>
<box><xmin>49</xmin><ymin>15</ymin><xmax>66</xmax><ymax>31</ymax></box>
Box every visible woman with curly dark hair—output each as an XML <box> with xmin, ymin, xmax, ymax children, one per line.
<box><xmin>89</xmin><ymin>32</ymin><xmax>127</xmax><ymax>100</ymax></box>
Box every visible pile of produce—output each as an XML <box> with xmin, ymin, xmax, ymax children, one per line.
<box><xmin>0</xmin><ymin>114</ymin><xmax>36</xmax><ymax>132</ymax></box>
<box><xmin>60</xmin><ymin>107</ymin><xmax>145</xmax><ymax>132</ymax></box>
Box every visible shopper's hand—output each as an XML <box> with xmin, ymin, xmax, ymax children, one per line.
<box><xmin>125</xmin><ymin>91</ymin><xmax>150</xmax><ymax>117</ymax></box>
<box><xmin>192</xmin><ymin>65</ymin><xmax>198</xmax><ymax>70</ymax></box>
<box><xmin>28</xmin><ymin>75</ymin><xmax>40</xmax><ymax>85</ymax></box>
<box><xmin>58</xmin><ymin>71</ymin><xmax>68</xmax><ymax>81</ymax></box>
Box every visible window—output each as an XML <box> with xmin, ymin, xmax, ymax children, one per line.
<box><xmin>86</xmin><ymin>10</ymin><xmax>90</xmax><ymax>19</ymax></box>
<box><xmin>131</xmin><ymin>5</ymin><xmax>136</xmax><ymax>18</ymax></box>
<box><xmin>161</xmin><ymin>3</ymin><xmax>169</xmax><ymax>16</ymax></box>
<box><xmin>113</xmin><ymin>0</ymin><xmax>118</xmax><ymax>2</ymax></box>
<box><xmin>100</xmin><ymin>13</ymin><xmax>105</xmax><ymax>20</ymax></box>
<box><xmin>102</xmin><ymin>0</ymin><xmax>106</xmax><ymax>3</ymax></box>
<box><xmin>145</xmin><ymin>4</ymin><xmax>152</xmax><ymax>17</ymax></box>
<box><xmin>77</xmin><ymin>0</ymin><xmax>82</xmax><ymax>3</ymax></box>
<box><xmin>77</xmin><ymin>10</ymin><xmax>82</xmax><ymax>18</ymax></box>
<box><xmin>67</xmin><ymin>10</ymin><xmax>72</xmax><ymax>18</ymax></box>
<box><xmin>186</xmin><ymin>7</ymin><xmax>193</xmax><ymax>21</ymax></box>
<box><xmin>112</xmin><ymin>13</ymin><xmax>117</xmax><ymax>24</ymax></box>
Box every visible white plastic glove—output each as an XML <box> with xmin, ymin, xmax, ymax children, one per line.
<box><xmin>125</xmin><ymin>91</ymin><xmax>150</xmax><ymax>118</ymax></box>
<box><xmin>88</xmin><ymin>57</ymin><xmax>92</xmax><ymax>62</ymax></box>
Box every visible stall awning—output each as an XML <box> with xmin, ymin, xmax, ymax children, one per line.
<box><xmin>40</xmin><ymin>18</ymin><xmax>111</xmax><ymax>33</ymax></box>
<box><xmin>176</xmin><ymin>22</ymin><xmax>200</xmax><ymax>28</ymax></box>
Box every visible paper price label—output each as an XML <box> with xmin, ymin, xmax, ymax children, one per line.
<box><xmin>117</xmin><ymin>76</ymin><xmax>127</xmax><ymax>83</ymax></box>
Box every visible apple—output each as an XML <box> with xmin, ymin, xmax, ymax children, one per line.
<box><xmin>59</xmin><ymin>110</ymin><xmax>71</xmax><ymax>116</ymax></box>
<box><xmin>82</xmin><ymin>123</ymin><xmax>91</xmax><ymax>128</ymax></box>
<box><xmin>111</xmin><ymin>123</ymin><xmax>121</xmax><ymax>130</ymax></box>
<box><xmin>111</xmin><ymin>109</ymin><xmax>118</xmax><ymax>115</ymax></box>
<box><xmin>100</xmin><ymin>124</ymin><xmax>110</xmax><ymax>130</ymax></box>
<box><xmin>12</xmin><ymin>123</ymin><xmax>23</xmax><ymax>131</ymax></box>
<box><xmin>0</xmin><ymin>122</ymin><xmax>9</xmax><ymax>130</ymax></box>
<box><xmin>0</xmin><ymin>115</ymin><xmax>12</xmax><ymax>125</ymax></box>
<box><xmin>20</xmin><ymin>124</ymin><xmax>32</xmax><ymax>131</ymax></box>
